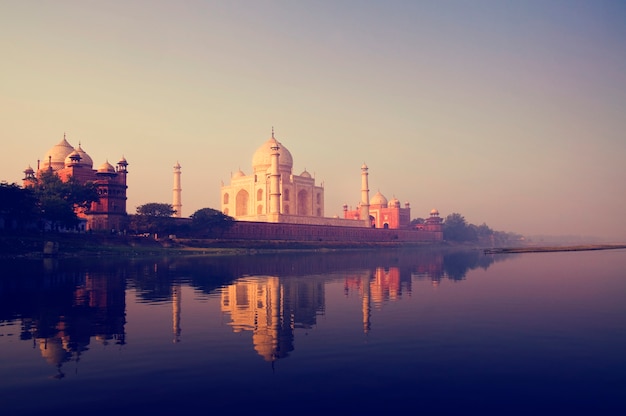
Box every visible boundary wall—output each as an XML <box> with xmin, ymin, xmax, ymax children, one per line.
<box><xmin>221</xmin><ymin>221</ymin><xmax>442</xmax><ymax>242</ymax></box>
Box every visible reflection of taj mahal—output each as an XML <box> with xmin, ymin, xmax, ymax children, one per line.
<box><xmin>221</xmin><ymin>130</ymin><xmax>442</xmax><ymax>234</ymax></box>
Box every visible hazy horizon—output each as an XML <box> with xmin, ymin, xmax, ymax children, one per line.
<box><xmin>1</xmin><ymin>1</ymin><xmax>625</xmax><ymax>241</ymax></box>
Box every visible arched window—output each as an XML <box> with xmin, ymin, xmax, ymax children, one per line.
<box><xmin>257</xmin><ymin>189</ymin><xmax>263</xmax><ymax>201</ymax></box>
<box><xmin>223</xmin><ymin>193</ymin><xmax>229</xmax><ymax>205</ymax></box>
<box><xmin>316</xmin><ymin>193</ymin><xmax>321</xmax><ymax>204</ymax></box>
<box><xmin>235</xmin><ymin>190</ymin><xmax>249</xmax><ymax>216</ymax></box>
<box><xmin>257</xmin><ymin>204</ymin><xmax>263</xmax><ymax>214</ymax></box>
<box><xmin>284</xmin><ymin>205</ymin><xmax>290</xmax><ymax>214</ymax></box>
<box><xmin>284</xmin><ymin>188</ymin><xmax>290</xmax><ymax>201</ymax></box>
<box><xmin>297</xmin><ymin>190</ymin><xmax>310</xmax><ymax>216</ymax></box>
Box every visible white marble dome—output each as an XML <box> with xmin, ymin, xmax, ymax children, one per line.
<box><xmin>252</xmin><ymin>135</ymin><xmax>293</xmax><ymax>174</ymax></box>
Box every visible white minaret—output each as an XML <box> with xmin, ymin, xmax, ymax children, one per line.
<box><xmin>360</xmin><ymin>163</ymin><xmax>370</xmax><ymax>227</ymax></box>
<box><xmin>173</xmin><ymin>161</ymin><xmax>182</xmax><ymax>218</ymax></box>
<box><xmin>269</xmin><ymin>135</ymin><xmax>281</xmax><ymax>217</ymax></box>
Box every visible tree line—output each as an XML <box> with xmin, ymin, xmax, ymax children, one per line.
<box><xmin>0</xmin><ymin>177</ymin><xmax>233</xmax><ymax>238</ymax></box>
<box><xmin>412</xmin><ymin>212</ymin><xmax>523</xmax><ymax>245</ymax></box>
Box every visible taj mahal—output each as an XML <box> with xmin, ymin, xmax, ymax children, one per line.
<box><xmin>21</xmin><ymin>130</ymin><xmax>442</xmax><ymax>241</ymax></box>
<box><xmin>220</xmin><ymin>129</ymin><xmax>443</xmax><ymax>239</ymax></box>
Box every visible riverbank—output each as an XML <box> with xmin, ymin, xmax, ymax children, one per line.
<box><xmin>484</xmin><ymin>244</ymin><xmax>626</xmax><ymax>254</ymax></box>
<box><xmin>3</xmin><ymin>232</ymin><xmax>624</xmax><ymax>259</ymax></box>
<box><xmin>0</xmin><ymin>232</ymin><xmax>450</xmax><ymax>259</ymax></box>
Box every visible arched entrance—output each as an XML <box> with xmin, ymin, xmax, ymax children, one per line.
<box><xmin>236</xmin><ymin>190</ymin><xmax>249</xmax><ymax>216</ymax></box>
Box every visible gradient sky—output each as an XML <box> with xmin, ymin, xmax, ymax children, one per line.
<box><xmin>1</xmin><ymin>1</ymin><xmax>625</xmax><ymax>241</ymax></box>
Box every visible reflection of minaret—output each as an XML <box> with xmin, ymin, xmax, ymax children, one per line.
<box><xmin>362</xmin><ymin>272</ymin><xmax>372</xmax><ymax>334</ymax></box>
<box><xmin>360</xmin><ymin>163</ymin><xmax>370</xmax><ymax>227</ymax></box>
<box><xmin>172</xmin><ymin>283</ymin><xmax>181</xmax><ymax>343</ymax></box>
<box><xmin>173</xmin><ymin>162</ymin><xmax>182</xmax><ymax>218</ymax></box>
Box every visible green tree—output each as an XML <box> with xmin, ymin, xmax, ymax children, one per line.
<box><xmin>190</xmin><ymin>207</ymin><xmax>234</xmax><ymax>237</ymax></box>
<box><xmin>132</xmin><ymin>203</ymin><xmax>176</xmax><ymax>235</ymax></box>
<box><xmin>136</xmin><ymin>203</ymin><xmax>176</xmax><ymax>217</ymax></box>
<box><xmin>409</xmin><ymin>218</ymin><xmax>425</xmax><ymax>227</ymax></box>
<box><xmin>0</xmin><ymin>182</ymin><xmax>39</xmax><ymax>230</ymax></box>
<box><xmin>33</xmin><ymin>171</ymin><xmax>99</xmax><ymax>230</ymax></box>
<box><xmin>443</xmin><ymin>213</ymin><xmax>477</xmax><ymax>242</ymax></box>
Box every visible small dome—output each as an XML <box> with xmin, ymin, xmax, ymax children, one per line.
<box><xmin>300</xmin><ymin>169</ymin><xmax>312</xmax><ymax>178</ymax></box>
<box><xmin>252</xmin><ymin>133</ymin><xmax>293</xmax><ymax>174</ymax></box>
<box><xmin>370</xmin><ymin>191</ymin><xmax>388</xmax><ymax>207</ymax></box>
<box><xmin>361</xmin><ymin>163</ymin><xmax>368</xmax><ymax>170</ymax></box>
<box><xmin>97</xmin><ymin>161</ymin><xmax>116</xmax><ymax>174</ymax></box>
<box><xmin>232</xmin><ymin>168</ymin><xmax>246</xmax><ymax>179</ymax></box>
<box><xmin>75</xmin><ymin>144</ymin><xmax>93</xmax><ymax>168</ymax></box>
<box><xmin>64</xmin><ymin>150</ymin><xmax>82</xmax><ymax>166</ymax></box>
<box><xmin>41</xmin><ymin>137</ymin><xmax>74</xmax><ymax>171</ymax></box>
<box><xmin>430</xmin><ymin>209</ymin><xmax>439</xmax><ymax>216</ymax></box>
<box><xmin>24</xmin><ymin>165</ymin><xmax>34</xmax><ymax>174</ymax></box>
<box><xmin>388</xmin><ymin>197</ymin><xmax>400</xmax><ymax>208</ymax></box>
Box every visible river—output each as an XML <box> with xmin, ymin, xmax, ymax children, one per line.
<box><xmin>1</xmin><ymin>248</ymin><xmax>625</xmax><ymax>415</ymax></box>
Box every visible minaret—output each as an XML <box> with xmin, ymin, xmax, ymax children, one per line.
<box><xmin>269</xmin><ymin>131</ymin><xmax>281</xmax><ymax>218</ymax></box>
<box><xmin>173</xmin><ymin>162</ymin><xmax>182</xmax><ymax>218</ymax></box>
<box><xmin>360</xmin><ymin>163</ymin><xmax>370</xmax><ymax>227</ymax></box>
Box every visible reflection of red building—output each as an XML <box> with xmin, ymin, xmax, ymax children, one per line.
<box><xmin>23</xmin><ymin>135</ymin><xmax>128</xmax><ymax>231</ymax></box>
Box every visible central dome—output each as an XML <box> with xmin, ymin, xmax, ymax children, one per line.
<box><xmin>41</xmin><ymin>137</ymin><xmax>75</xmax><ymax>171</ymax></box>
<box><xmin>252</xmin><ymin>135</ymin><xmax>293</xmax><ymax>174</ymax></box>
<box><xmin>370</xmin><ymin>191</ymin><xmax>388</xmax><ymax>207</ymax></box>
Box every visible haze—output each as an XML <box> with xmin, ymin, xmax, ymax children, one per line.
<box><xmin>1</xmin><ymin>1</ymin><xmax>625</xmax><ymax>241</ymax></box>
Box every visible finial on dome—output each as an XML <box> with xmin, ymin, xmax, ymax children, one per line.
<box><xmin>271</xmin><ymin>126</ymin><xmax>274</xmax><ymax>138</ymax></box>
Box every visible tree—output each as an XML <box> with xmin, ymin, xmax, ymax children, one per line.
<box><xmin>409</xmin><ymin>218</ymin><xmax>425</xmax><ymax>227</ymax></box>
<box><xmin>132</xmin><ymin>203</ymin><xmax>176</xmax><ymax>235</ymax></box>
<box><xmin>136</xmin><ymin>203</ymin><xmax>176</xmax><ymax>217</ymax></box>
<box><xmin>0</xmin><ymin>182</ymin><xmax>39</xmax><ymax>230</ymax></box>
<box><xmin>190</xmin><ymin>207</ymin><xmax>234</xmax><ymax>237</ymax></box>
<box><xmin>443</xmin><ymin>213</ymin><xmax>477</xmax><ymax>242</ymax></box>
<box><xmin>32</xmin><ymin>171</ymin><xmax>99</xmax><ymax>230</ymax></box>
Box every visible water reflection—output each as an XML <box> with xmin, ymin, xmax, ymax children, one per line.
<box><xmin>0</xmin><ymin>248</ymin><xmax>508</xmax><ymax>372</ymax></box>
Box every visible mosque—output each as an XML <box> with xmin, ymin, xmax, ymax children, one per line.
<box><xmin>219</xmin><ymin>130</ymin><xmax>443</xmax><ymax>241</ymax></box>
<box><xmin>23</xmin><ymin>134</ymin><xmax>128</xmax><ymax>232</ymax></box>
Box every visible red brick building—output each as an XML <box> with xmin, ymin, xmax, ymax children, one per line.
<box><xmin>23</xmin><ymin>135</ymin><xmax>128</xmax><ymax>232</ymax></box>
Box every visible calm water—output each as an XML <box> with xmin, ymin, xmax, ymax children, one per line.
<box><xmin>1</xmin><ymin>248</ymin><xmax>625</xmax><ymax>415</ymax></box>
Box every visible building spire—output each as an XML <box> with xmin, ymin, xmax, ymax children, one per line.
<box><xmin>271</xmin><ymin>126</ymin><xmax>274</xmax><ymax>138</ymax></box>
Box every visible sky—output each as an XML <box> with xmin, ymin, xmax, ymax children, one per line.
<box><xmin>1</xmin><ymin>0</ymin><xmax>625</xmax><ymax>241</ymax></box>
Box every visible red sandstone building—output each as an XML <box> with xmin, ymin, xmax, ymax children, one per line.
<box><xmin>23</xmin><ymin>135</ymin><xmax>128</xmax><ymax>232</ymax></box>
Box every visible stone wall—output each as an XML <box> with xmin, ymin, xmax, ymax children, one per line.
<box><xmin>221</xmin><ymin>221</ymin><xmax>442</xmax><ymax>242</ymax></box>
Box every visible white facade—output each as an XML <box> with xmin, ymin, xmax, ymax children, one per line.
<box><xmin>221</xmin><ymin>131</ymin><xmax>326</xmax><ymax>223</ymax></box>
